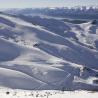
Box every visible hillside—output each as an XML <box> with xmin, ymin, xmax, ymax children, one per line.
<box><xmin>0</xmin><ymin>10</ymin><xmax>98</xmax><ymax>90</ymax></box>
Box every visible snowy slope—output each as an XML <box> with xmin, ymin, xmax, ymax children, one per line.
<box><xmin>0</xmin><ymin>11</ymin><xmax>98</xmax><ymax>91</ymax></box>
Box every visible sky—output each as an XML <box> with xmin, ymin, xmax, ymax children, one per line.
<box><xmin>0</xmin><ymin>0</ymin><xmax>98</xmax><ymax>8</ymax></box>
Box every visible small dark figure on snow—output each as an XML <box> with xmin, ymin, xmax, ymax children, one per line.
<box><xmin>33</xmin><ymin>43</ymin><xmax>39</xmax><ymax>47</ymax></box>
<box><xmin>91</xmin><ymin>20</ymin><xmax>97</xmax><ymax>25</ymax></box>
<box><xmin>6</xmin><ymin>91</ymin><xmax>10</xmax><ymax>95</ymax></box>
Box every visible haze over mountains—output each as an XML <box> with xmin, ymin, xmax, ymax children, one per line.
<box><xmin>0</xmin><ymin>8</ymin><xmax>98</xmax><ymax>91</ymax></box>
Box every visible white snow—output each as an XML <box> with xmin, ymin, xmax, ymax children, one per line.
<box><xmin>0</xmin><ymin>88</ymin><xmax>98</xmax><ymax>98</ymax></box>
<box><xmin>0</xmin><ymin>9</ymin><xmax>98</xmax><ymax>91</ymax></box>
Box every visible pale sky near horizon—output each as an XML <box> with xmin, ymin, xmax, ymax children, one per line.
<box><xmin>0</xmin><ymin>0</ymin><xmax>98</xmax><ymax>8</ymax></box>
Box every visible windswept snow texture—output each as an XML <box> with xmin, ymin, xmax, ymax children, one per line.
<box><xmin>0</xmin><ymin>9</ymin><xmax>98</xmax><ymax>91</ymax></box>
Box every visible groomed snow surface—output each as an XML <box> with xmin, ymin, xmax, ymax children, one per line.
<box><xmin>0</xmin><ymin>9</ymin><xmax>98</xmax><ymax>92</ymax></box>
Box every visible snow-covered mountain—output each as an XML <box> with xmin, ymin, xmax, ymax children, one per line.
<box><xmin>0</xmin><ymin>8</ymin><xmax>98</xmax><ymax>91</ymax></box>
<box><xmin>3</xmin><ymin>7</ymin><xmax>98</xmax><ymax>19</ymax></box>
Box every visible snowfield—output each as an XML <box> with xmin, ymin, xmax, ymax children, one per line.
<box><xmin>0</xmin><ymin>8</ymin><xmax>98</xmax><ymax>92</ymax></box>
<box><xmin>0</xmin><ymin>88</ymin><xmax>98</xmax><ymax>98</ymax></box>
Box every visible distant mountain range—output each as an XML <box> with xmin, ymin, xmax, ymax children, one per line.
<box><xmin>1</xmin><ymin>6</ymin><xmax>98</xmax><ymax>20</ymax></box>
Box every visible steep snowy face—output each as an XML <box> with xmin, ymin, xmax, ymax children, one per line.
<box><xmin>0</xmin><ymin>11</ymin><xmax>98</xmax><ymax>91</ymax></box>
